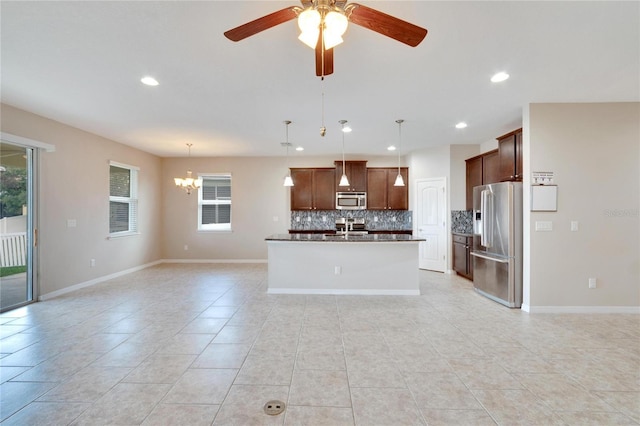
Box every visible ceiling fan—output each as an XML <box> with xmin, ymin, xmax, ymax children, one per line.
<box><xmin>224</xmin><ymin>0</ymin><xmax>427</xmax><ymax>77</ymax></box>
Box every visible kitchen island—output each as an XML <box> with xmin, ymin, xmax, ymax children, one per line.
<box><xmin>265</xmin><ymin>233</ymin><xmax>424</xmax><ymax>295</ymax></box>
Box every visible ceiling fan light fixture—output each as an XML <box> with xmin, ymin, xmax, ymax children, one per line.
<box><xmin>298</xmin><ymin>9</ymin><xmax>321</xmax><ymax>48</ymax></box>
<box><xmin>323</xmin><ymin>10</ymin><xmax>348</xmax><ymax>49</ymax></box>
<box><xmin>298</xmin><ymin>28</ymin><xmax>320</xmax><ymax>49</ymax></box>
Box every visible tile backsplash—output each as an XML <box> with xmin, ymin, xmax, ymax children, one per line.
<box><xmin>451</xmin><ymin>210</ymin><xmax>473</xmax><ymax>234</ymax></box>
<box><xmin>290</xmin><ymin>210</ymin><xmax>412</xmax><ymax>231</ymax></box>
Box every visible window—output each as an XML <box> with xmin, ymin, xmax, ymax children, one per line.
<box><xmin>109</xmin><ymin>161</ymin><xmax>138</xmax><ymax>236</ymax></box>
<box><xmin>199</xmin><ymin>174</ymin><xmax>231</xmax><ymax>231</ymax></box>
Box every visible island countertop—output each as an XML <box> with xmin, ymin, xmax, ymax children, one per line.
<box><xmin>266</xmin><ymin>233</ymin><xmax>425</xmax><ymax>242</ymax></box>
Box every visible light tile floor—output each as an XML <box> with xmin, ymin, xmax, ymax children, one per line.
<box><xmin>0</xmin><ymin>264</ymin><xmax>638</xmax><ymax>425</ymax></box>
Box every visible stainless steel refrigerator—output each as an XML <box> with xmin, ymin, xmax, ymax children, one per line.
<box><xmin>472</xmin><ymin>182</ymin><xmax>523</xmax><ymax>308</ymax></box>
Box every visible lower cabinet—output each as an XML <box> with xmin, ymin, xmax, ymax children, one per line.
<box><xmin>452</xmin><ymin>234</ymin><xmax>473</xmax><ymax>280</ymax></box>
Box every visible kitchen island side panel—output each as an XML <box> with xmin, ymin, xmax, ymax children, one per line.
<box><xmin>266</xmin><ymin>241</ymin><xmax>420</xmax><ymax>295</ymax></box>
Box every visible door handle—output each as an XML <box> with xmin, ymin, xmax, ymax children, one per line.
<box><xmin>471</xmin><ymin>252</ymin><xmax>509</xmax><ymax>263</ymax></box>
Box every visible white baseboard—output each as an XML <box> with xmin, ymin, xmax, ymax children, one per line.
<box><xmin>162</xmin><ymin>259</ymin><xmax>267</xmax><ymax>264</ymax></box>
<box><xmin>524</xmin><ymin>305</ymin><xmax>640</xmax><ymax>314</ymax></box>
<box><xmin>268</xmin><ymin>288</ymin><xmax>420</xmax><ymax>296</ymax></box>
<box><xmin>39</xmin><ymin>260</ymin><xmax>163</xmax><ymax>301</ymax></box>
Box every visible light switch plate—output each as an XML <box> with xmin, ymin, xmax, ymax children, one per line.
<box><xmin>535</xmin><ymin>221</ymin><xmax>553</xmax><ymax>231</ymax></box>
<box><xmin>571</xmin><ymin>221</ymin><xmax>579</xmax><ymax>231</ymax></box>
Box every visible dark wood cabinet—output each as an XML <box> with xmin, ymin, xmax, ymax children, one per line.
<box><xmin>482</xmin><ymin>150</ymin><xmax>500</xmax><ymax>185</ymax></box>
<box><xmin>464</xmin><ymin>149</ymin><xmax>498</xmax><ymax>210</ymax></box>
<box><xmin>290</xmin><ymin>168</ymin><xmax>335</xmax><ymax>210</ymax></box>
<box><xmin>334</xmin><ymin>161</ymin><xmax>367</xmax><ymax>192</ymax></box>
<box><xmin>465</xmin><ymin>156</ymin><xmax>482</xmax><ymax>210</ymax></box>
<box><xmin>452</xmin><ymin>234</ymin><xmax>473</xmax><ymax>280</ymax></box>
<box><xmin>497</xmin><ymin>128</ymin><xmax>523</xmax><ymax>181</ymax></box>
<box><xmin>366</xmin><ymin>167</ymin><xmax>408</xmax><ymax>210</ymax></box>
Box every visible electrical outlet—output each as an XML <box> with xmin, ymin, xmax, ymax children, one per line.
<box><xmin>90</xmin><ymin>259</ymin><xmax>96</xmax><ymax>267</ymax></box>
<box><xmin>184</xmin><ymin>245</ymin><xmax>188</xmax><ymax>251</ymax></box>
<box><xmin>588</xmin><ymin>278</ymin><xmax>597</xmax><ymax>289</ymax></box>
<box><xmin>334</xmin><ymin>266</ymin><xmax>341</xmax><ymax>275</ymax></box>
<box><xmin>571</xmin><ymin>221</ymin><xmax>579</xmax><ymax>231</ymax></box>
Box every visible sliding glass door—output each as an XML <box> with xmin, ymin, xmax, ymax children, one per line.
<box><xmin>0</xmin><ymin>141</ymin><xmax>36</xmax><ymax>312</ymax></box>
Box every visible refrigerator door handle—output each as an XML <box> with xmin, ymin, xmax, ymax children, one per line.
<box><xmin>471</xmin><ymin>251</ymin><xmax>509</xmax><ymax>263</ymax></box>
<box><xmin>481</xmin><ymin>189</ymin><xmax>493</xmax><ymax>247</ymax></box>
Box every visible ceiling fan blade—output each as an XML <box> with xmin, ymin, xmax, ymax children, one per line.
<box><xmin>315</xmin><ymin>46</ymin><xmax>334</xmax><ymax>76</ymax></box>
<box><xmin>315</xmin><ymin>26</ymin><xmax>334</xmax><ymax>76</ymax></box>
<box><xmin>346</xmin><ymin>3</ymin><xmax>427</xmax><ymax>47</ymax></box>
<box><xmin>224</xmin><ymin>7</ymin><xmax>299</xmax><ymax>42</ymax></box>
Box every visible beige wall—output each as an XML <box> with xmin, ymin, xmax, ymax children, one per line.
<box><xmin>525</xmin><ymin>102</ymin><xmax>640</xmax><ymax>310</ymax></box>
<box><xmin>1</xmin><ymin>104</ymin><xmax>163</xmax><ymax>298</ymax></box>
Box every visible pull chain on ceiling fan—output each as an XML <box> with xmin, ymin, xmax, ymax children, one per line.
<box><xmin>224</xmin><ymin>0</ymin><xmax>428</xmax><ymax>77</ymax></box>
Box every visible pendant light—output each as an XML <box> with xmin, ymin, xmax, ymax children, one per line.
<box><xmin>338</xmin><ymin>120</ymin><xmax>350</xmax><ymax>187</ymax></box>
<box><xmin>394</xmin><ymin>119</ymin><xmax>405</xmax><ymax>187</ymax></box>
<box><xmin>283</xmin><ymin>120</ymin><xmax>294</xmax><ymax>187</ymax></box>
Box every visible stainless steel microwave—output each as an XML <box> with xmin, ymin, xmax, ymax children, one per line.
<box><xmin>336</xmin><ymin>192</ymin><xmax>367</xmax><ymax>210</ymax></box>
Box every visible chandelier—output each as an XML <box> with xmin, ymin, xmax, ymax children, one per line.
<box><xmin>174</xmin><ymin>143</ymin><xmax>202</xmax><ymax>195</ymax></box>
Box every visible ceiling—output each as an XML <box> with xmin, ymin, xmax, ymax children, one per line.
<box><xmin>1</xmin><ymin>1</ymin><xmax>638</xmax><ymax>158</ymax></box>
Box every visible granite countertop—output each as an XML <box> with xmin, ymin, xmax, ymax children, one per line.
<box><xmin>266</xmin><ymin>233</ymin><xmax>424</xmax><ymax>242</ymax></box>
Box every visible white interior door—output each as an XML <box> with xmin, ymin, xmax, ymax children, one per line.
<box><xmin>416</xmin><ymin>178</ymin><xmax>447</xmax><ymax>272</ymax></box>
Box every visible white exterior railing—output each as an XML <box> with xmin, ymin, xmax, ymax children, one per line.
<box><xmin>0</xmin><ymin>232</ymin><xmax>27</xmax><ymax>267</ymax></box>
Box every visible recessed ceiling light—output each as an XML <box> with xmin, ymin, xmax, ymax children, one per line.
<box><xmin>387</xmin><ymin>145</ymin><xmax>396</xmax><ymax>151</ymax></box>
<box><xmin>140</xmin><ymin>76</ymin><xmax>159</xmax><ymax>86</ymax></box>
<box><xmin>491</xmin><ymin>72</ymin><xmax>509</xmax><ymax>83</ymax></box>
<box><xmin>455</xmin><ymin>122</ymin><xmax>468</xmax><ymax>129</ymax></box>
<box><xmin>295</xmin><ymin>146</ymin><xmax>304</xmax><ymax>151</ymax></box>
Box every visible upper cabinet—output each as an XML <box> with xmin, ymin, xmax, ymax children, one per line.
<box><xmin>290</xmin><ymin>168</ymin><xmax>335</xmax><ymax>210</ymax></box>
<box><xmin>464</xmin><ymin>127</ymin><xmax>522</xmax><ymax>209</ymax></box>
<box><xmin>482</xmin><ymin>150</ymin><xmax>500</xmax><ymax>185</ymax></box>
<box><xmin>334</xmin><ymin>161</ymin><xmax>367</xmax><ymax>192</ymax></box>
<box><xmin>497</xmin><ymin>128</ymin><xmax>523</xmax><ymax>181</ymax></box>
<box><xmin>464</xmin><ymin>149</ymin><xmax>498</xmax><ymax>210</ymax></box>
<box><xmin>465</xmin><ymin>156</ymin><xmax>482</xmax><ymax>210</ymax></box>
<box><xmin>367</xmin><ymin>167</ymin><xmax>409</xmax><ymax>210</ymax></box>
